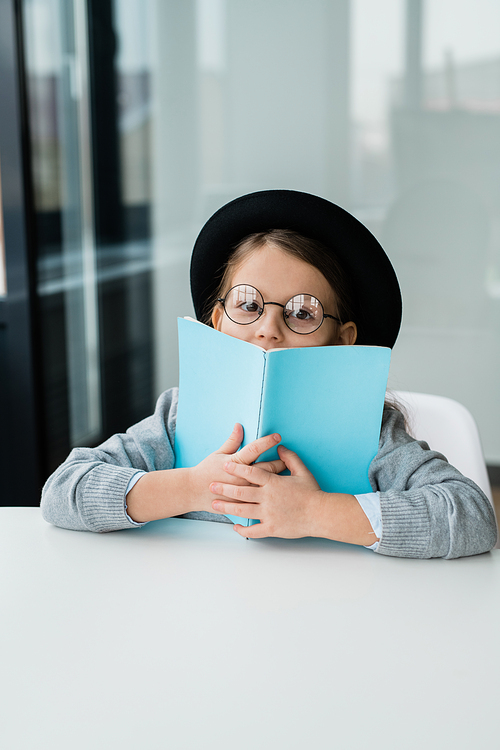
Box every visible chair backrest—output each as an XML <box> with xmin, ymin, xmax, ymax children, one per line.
<box><xmin>393</xmin><ymin>390</ymin><xmax>493</xmax><ymax>504</ymax></box>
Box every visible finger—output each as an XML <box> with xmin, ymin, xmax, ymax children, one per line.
<box><xmin>219</xmin><ymin>475</ymin><xmax>259</xmax><ymax>489</ymax></box>
<box><xmin>233</xmin><ymin>432</ymin><xmax>281</xmax><ymax>465</ymax></box>
<box><xmin>233</xmin><ymin>523</ymin><xmax>267</xmax><ymax>539</ymax></box>
<box><xmin>210</xmin><ymin>481</ymin><xmax>258</xmax><ymax>502</ymax></box>
<box><xmin>223</xmin><ymin>461</ymin><xmax>272</xmax><ymax>487</ymax></box>
<box><xmin>255</xmin><ymin>459</ymin><xmax>286</xmax><ymax>475</ymax></box>
<box><xmin>218</xmin><ymin>474</ymin><xmax>253</xmax><ymax>487</ymax></box>
<box><xmin>217</xmin><ymin>423</ymin><xmax>244</xmax><ymax>455</ymax></box>
<box><xmin>277</xmin><ymin>445</ymin><xmax>312</xmax><ymax>477</ymax></box>
<box><xmin>211</xmin><ymin>499</ymin><xmax>261</xmax><ymax>520</ymax></box>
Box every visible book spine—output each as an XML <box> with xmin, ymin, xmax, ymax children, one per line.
<box><xmin>255</xmin><ymin>352</ymin><xmax>267</xmax><ymax>439</ymax></box>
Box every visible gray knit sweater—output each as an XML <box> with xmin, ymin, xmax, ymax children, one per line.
<box><xmin>41</xmin><ymin>387</ymin><xmax>498</xmax><ymax>558</ymax></box>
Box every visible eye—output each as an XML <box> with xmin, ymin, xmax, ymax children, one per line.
<box><xmin>287</xmin><ymin>307</ymin><xmax>315</xmax><ymax>321</ymax></box>
<box><xmin>237</xmin><ymin>300</ymin><xmax>262</xmax><ymax>314</ymax></box>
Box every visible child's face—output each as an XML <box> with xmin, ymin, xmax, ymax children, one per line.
<box><xmin>212</xmin><ymin>244</ymin><xmax>357</xmax><ymax>350</ymax></box>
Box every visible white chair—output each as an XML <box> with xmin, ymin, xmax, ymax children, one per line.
<box><xmin>393</xmin><ymin>391</ymin><xmax>493</xmax><ymax>504</ymax></box>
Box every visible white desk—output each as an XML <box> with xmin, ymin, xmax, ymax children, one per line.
<box><xmin>1</xmin><ymin>508</ymin><xmax>499</xmax><ymax>749</ymax></box>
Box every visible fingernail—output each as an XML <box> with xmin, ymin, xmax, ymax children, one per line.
<box><xmin>273</xmin><ymin>434</ymin><xmax>281</xmax><ymax>443</ymax></box>
<box><xmin>212</xmin><ymin>501</ymin><xmax>221</xmax><ymax>510</ymax></box>
<box><xmin>224</xmin><ymin>462</ymin><xmax>231</xmax><ymax>470</ymax></box>
<box><xmin>210</xmin><ymin>483</ymin><xmax>220</xmax><ymax>493</ymax></box>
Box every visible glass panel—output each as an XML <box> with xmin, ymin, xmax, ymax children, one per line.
<box><xmin>24</xmin><ymin>0</ymin><xmax>102</xmax><ymax>467</ymax></box>
<box><xmin>105</xmin><ymin>0</ymin><xmax>155</xmax><ymax>436</ymax></box>
<box><xmin>148</xmin><ymin>0</ymin><xmax>500</xmax><ymax>466</ymax></box>
<box><xmin>351</xmin><ymin>0</ymin><xmax>500</xmax><ymax>464</ymax></box>
<box><xmin>22</xmin><ymin>0</ymin><xmax>500</xmax><ymax>474</ymax></box>
<box><xmin>0</xmin><ymin>160</ymin><xmax>6</xmax><ymax>296</ymax></box>
<box><xmin>23</xmin><ymin>0</ymin><xmax>155</xmax><ymax>472</ymax></box>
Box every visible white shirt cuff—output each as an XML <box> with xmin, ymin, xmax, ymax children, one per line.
<box><xmin>354</xmin><ymin>491</ymin><xmax>382</xmax><ymax>551</ymax></box>
<box><xmin>124</xmin><ymin>471</ymin><xmax>147</xmax><ymax>524</ymax></box>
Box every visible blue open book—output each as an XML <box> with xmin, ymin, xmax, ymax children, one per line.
<box><xmin>174</xmin><ymin>317</ymin><xmax>391</xmax><ymax>526</ymax></box>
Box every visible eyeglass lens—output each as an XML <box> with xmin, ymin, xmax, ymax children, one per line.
<box><xmin>223</xmin><ymin>284</ymin><xmax>325</xmax><ymax>333</ymax></box>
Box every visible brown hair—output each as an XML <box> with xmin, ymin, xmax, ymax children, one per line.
<box><xmin>201</xmin><ymin>228</ymin><xmax>356</xmax><ymax>327</ymax></box>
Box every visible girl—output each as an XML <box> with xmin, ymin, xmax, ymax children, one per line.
<box><xmin>41</xmin><ymin>190</ymin><xmax>498</xmax><ymax>558</ymax></box>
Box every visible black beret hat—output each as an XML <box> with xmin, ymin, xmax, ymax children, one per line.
<box><xmin>190</xmin><ymin>189</ymin><xmax>402</xmax><ymax>348</ymax></box>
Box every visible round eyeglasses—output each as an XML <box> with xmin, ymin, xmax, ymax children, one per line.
<box><xmin>217</xmin><ymin>284</ymin><xmax>341</xmax><ymax>335</ymax></box>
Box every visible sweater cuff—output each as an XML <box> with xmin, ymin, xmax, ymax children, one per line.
<box><xmin>377</xmin><ymin>489</ymin><xmax>431</xmax><ymax>558</ymax></box>
<box><xmin>82</xmin><ymin>464</ymin><xmax>148</xmax><ymax>532</ymax></box>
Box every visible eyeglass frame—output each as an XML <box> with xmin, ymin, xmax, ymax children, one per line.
<box><xmin>217</xmin><ymin>284</ymin><xmax>342</xmax><ymax>335</ymax></box>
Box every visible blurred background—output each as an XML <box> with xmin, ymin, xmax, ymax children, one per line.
<box><xmin>1</xmin><ymin>0</ymin><xmax>500</xmax><ymax>504</ymax></box>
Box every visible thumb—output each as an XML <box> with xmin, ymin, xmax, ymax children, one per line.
<box><xmin>278</xmin><ymin>445</ymin><xmax>311</xmax><ymax>477</ymax></box>
<box><xmin>218</xmin><ymin>423</ymin><xmax>244</xmax><ymax>455</ymax></box>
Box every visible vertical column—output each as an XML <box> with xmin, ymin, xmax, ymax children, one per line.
<box><xmin>151</xmin><ymin>0</ymin><xmax>199</xmax><ymax>235</ymax></box>
<box><xmin>150</xmin><ymin>0</ymin><xmax>200</xmax><ymax>394</ymax></box>
<box><xmin>56</xmin><ymin>0</ymin><xmax>101</xmax><ymax>445</ymax></box>
<box><xmin>324</xmin><ymin>0</ymin><xmax>351</xmax><ymax>207</ymax></box>
<box><xmin>404</xmin><ymin>0</ymin><xmax>423</xmax><ymax>109</ymax></box>
<box><xmin>0</xmin><ymin>160</ymin><xmax>6</xmax><ymax>295</ymax></box>
<box><xmin>0</xmin><ymin>0</ymin><xmax>42</xmax><ymax>503</ymax></box>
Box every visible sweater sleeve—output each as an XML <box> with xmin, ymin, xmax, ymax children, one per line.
<box><xmin>370</xmin><ymin>407</ymin><xmax>498</xmax><ymax>559</ymax></box>
<box><xmin>40</xmin><ymin>388</ymin><xmax>178</xmax><ymax>532</ymax></box>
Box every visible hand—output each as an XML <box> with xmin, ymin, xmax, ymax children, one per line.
<box><xmin>190</xmin><ymin>424</ymin><xmax>286</xmax><ymax>513</ymax></box>
<box><xmin>209</xmin><ymin>444</ymin><xmax>325</xmax><ymax>538</ymax></box>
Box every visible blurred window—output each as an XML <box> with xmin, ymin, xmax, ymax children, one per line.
<box><xmin>21</xmin><ymin>0</ymin><xmax>500</xmax><ymax>473</ymax></box>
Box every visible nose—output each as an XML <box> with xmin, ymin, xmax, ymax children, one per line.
<box><xmin>254</xmin><ymin>305</ymin><xmax>286</xmax><ymax>346</ymax></box>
